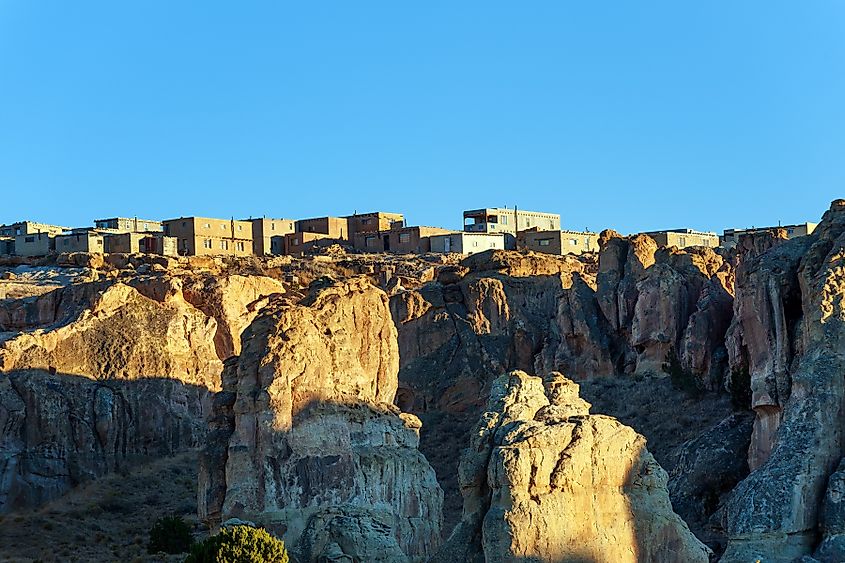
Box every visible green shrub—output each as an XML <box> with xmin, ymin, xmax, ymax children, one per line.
<box><xmin>662</xmin><ymin>348</ymin><xmax>701</xmax><ymax>398</ymax></box>
<box><xmin>185</xmin><ymin>525</ymin><xmax>289</xmax><ymax>563</ymax></box>
<box><xmin>148</xmin><ymin>515</ymin><xmax>193</xmax><ymax>554</ymax></box>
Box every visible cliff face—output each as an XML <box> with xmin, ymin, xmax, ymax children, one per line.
<box><xmin>391</xmin><ymin>243</ymin><xmax>735</xmax><ymax>532</ymax></box>
<box><xmin>721</xmin><ymin>200</ymin><xmax>845</xmax><ymax>562</ymax></box>
<box><xmin>432</xmin><ymin>370</ymin><xmax>711</xmax><ymax>563</ymax></box>
<box><xmin>0</xmin><ymin>271</ymin><xmax>285</xmax><ymax>512</ymax></box>
<box><xmin>198</xmin><ymin>277</ymin><xmax>442</xmax><ymax>563</ymax></box>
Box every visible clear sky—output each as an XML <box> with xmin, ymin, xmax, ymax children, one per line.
<box><xmin>1</xmin><ymin>2</ymin><xmax>843</xmax><ymax>234</ymax></box>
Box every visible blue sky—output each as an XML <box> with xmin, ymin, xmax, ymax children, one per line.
<box><xmin>1</xmin><ymin>2</ymin><xmax>843</xmax><ymax>234</ymax></box>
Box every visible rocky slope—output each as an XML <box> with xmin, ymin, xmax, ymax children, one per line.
<box><xmin>432</xmin><ymin>370</ymin><xmax>711</xmax><ymax>563</ymax></box>
<box><xmin>198</xmin><ymin>277</ymin><xmax>442</xmax><ymax>563</ymax></box>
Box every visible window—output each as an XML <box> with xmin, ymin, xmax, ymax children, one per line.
<box><xmin>569</xmin><ymin>239</ymin><xmax>578</xmax><ymax>246</ymax></box>
<box><xmin>203</xmin><ymin>239</ymin><xmax>213</xmax><ymax>249</ymax></box>
<box><xmin>181</xmin><ymin>221</ymin><xmax>187</xmax><ymax>227</ymax></box>
<box><xmin>221</xmin><ymin>240</ymin><xmax>229</xmax><ymax>250</ymax></box>
<box><xmin>550</xmin><ymin>221</ymin><xmax>555</xmax><ymax>229</ymax></box>
<box><xmin>365</xmin><ymin>236</ymin><xmax>377</xmax><ymax>248</ymax></box>
<box><xmin>500</xmin><ymin>216</ymin><xmax>508</xmax><ymax>225</ymax></box>
<box><xmin>25</xmin><ymin>236</ymin><xmax>34</xmax><ymax>243</ymax></box>
<box><xmin>237</xmin><ymin>225</ymin><xmax>242</xmax><ymax>231</ymax></box>
<box><xmin>399</xmin><ymin>233</ymin><xmax>410</xmax><ymax>243</ymax></box>
<box><xmin>204</xmin><ymin>223</ymin><xmax>211</xmax><ymax>229</ymax></box>
<box><xmin>143</xmin><ymin>223</ymin><xmax>148</xmax><ymax>230</ymax></box>
<box><xmin>679</xmin><ymin>237</ymin><xmax>687</xmax><ymax>247</ymax></box>
<box><xmin>538</xmin><ymin>238</ymin><xmax>552</xmax><ymax>247</ymax></box>
<box><xmin>236</xmin><ymin>242</ymin><xmax>245</xmax><ymax>251</ymax></box>
<box><xmin>473</xmin><ymin>240</ymin><xmax>479</xmax><ymax>247</ymax></box>
<box><xmin>362</xmin><ymin>218</ymin><xmax>372</xmax><ymax>225</ymax></box>
<box><xmin>293</xmin><ymin>237</ymin><xmax>300</xmax><ymax>245</ymax></box>
<box><xmin>271</xmin><ymin>223</ymin><xmax>275</xmax><ymax>230</ymax></box>
<box><xmin>221</xmin><ymin>224</ymin><xmax>226</xmax><ymax>230</ymax></box>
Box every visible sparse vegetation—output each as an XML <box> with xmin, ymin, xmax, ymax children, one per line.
<box><xmin>663</xmin><ymin>348</ymin><xmax>701</xmax><ymax>398</ymax></box>
<box><xmin>148</xmin><ymin>515</ymin><xmax>193</xmax><ymax>554</ymax></box>
<box><xmin>730</xmin><ymin>366</ymin><xmax>752</xmax><ymax>410</ymax></box>
<box><xmin>185</xmin><ymin>525</ymin><xmax>289</xmax><ymax>563</ymax></box>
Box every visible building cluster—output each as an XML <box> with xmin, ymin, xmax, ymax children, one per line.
<box><xmin>0</xmin><ymin>207</ymin><xmax>818</xmax><ymax>260</ymax></box>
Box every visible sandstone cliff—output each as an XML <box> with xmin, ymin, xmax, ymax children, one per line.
<box><xmin>198</xmin><ymin>277</ymin><xmax>442</xmax><ymax>563</ymax></box>
<box><xmin>432</xmin><ymin>370</ymin><xmax>711</xmax><ymax>563</ymax></box>
<box><xmin>0</xmin><ymin>270</ymin><xmax>285</xmax><ymax>512</ymax></box>
<box><xmin>721</xmin><ymin>199</ymin><xmax>845</xmax><ymax>561</ymax></box>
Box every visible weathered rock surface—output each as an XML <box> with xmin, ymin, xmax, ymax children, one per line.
<box><xmin>391</xmin><ymin>244</ymin><xmax>735</xmax><ymax>531</ymax></box>
<box><xmin>721</xmin><ymin>199</ymin><xmax>845</xmax><ymax>561</ymax></box>
<box><xmin>199</xmin><ymin>277</ymin><xmax>442</xmax><ymax>562</ymax></box>
<box><xmin>0</xmin><ymin>369</ymin><xmax>206</xmax><ymax>512</ymax></box>
<box><xmin>0</xmin><ymin>270</ymin><xmax>285</xmax><ymax>512</ymax></box>
<box><xmin>433</xmin><ymin>370</ymin><xmax>711</xmax><ymax>563</ymax></box>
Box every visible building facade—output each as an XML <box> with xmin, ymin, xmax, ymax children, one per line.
<box><xmin>0</xmin><ymin>221</ymin><xmax>67</xmax><ymax>237</ymax></box>
<box><xmin>463</xmin><ymin>208</ymin><xmax>560</xmax><ymax>249</ymax></box>
<box><xmin>248</xmin><ymin>218</ymin><xmax>296</xmax><ymax>255</ymax></box>
<box><xmin>0</xmin><ymin>237</ymin><xmax>14</xmax><ymax>255</ymax></box>
<box><xmin>721</xmin><ymin>222</ymin><xmax>817</xmax><ymax>249</ymax></box>
<box><xmin>295</xmin><ymin>217</ymin><xmax>350</xmax><ymax>240</ymax></box>
<box><xmin>14</xmin><ymin>232</ymin><xmax>56</xmax><ymax>256</ymax></box>
<box><xmin>55</xmin><ymin>232</ymin><xmax>106</xmax><ymax>254</ymax></box>
<box><xmin>94</xmin><ymin>217</ymin><xmax>163</xmax><ymax>233</ymax></box>
<box><xmin>284</xmin><ymin>232</ymin><xmax>338</xmax><ymax>255</ymax></box>
<box><xmin>354</xmin><ymin>225</ymin><xmax>454</xmax><ymax>254</ymax></box>
<box><xmin>429</xmin><ymin>232</ymin><xmax>506</xmax><ymax>255</ymax></box>
<box><xmin>105</xmin><ymin>232</ymin><xmax>178</xmax><ymax>256</ymax></box>
<box><xmin>162</xmin><ymin>217</ymin><xmax>253</xmax><ymax>256</ymax></box>
<box><xmin>643</xmin><ymin>229</ymin><xmax>719</xmax><ymax>249</ymax></box>
<box><xmin>518</xmin><ymin>229</ymin><xmax>600</xmax><ymax>256</ymax></box>
<box><xmin>346</xmin><ymin>212</ymin><xmax>405</xmax><ymax>236</ymax></box>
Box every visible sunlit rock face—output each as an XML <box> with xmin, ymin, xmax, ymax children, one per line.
<box><xmin>199</xmin><ymin>277</ymin><xmax>442</xmax><ymax>563</ymax></box>
<box><xmin>431</xmin><ymin>370</ymin><xmax>711</xmax><ymax>563</ymax></box>
<box><xmin>0</xmin><ymin>270</ymin><xmax>284</xmax><ymax>512</ymax></box>
<box><xmin>721</xmin><ymin>199</ymin><xmax>845</xmax><ymax>562</ymax></box>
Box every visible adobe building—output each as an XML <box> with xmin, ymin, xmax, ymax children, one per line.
<box><xmin>94</xmin><ymin>217</ymin><xmax>163</xmax><ymax>233</ymax></box>
<box><xmin>247</xmin><ymin>218</ymin><xmax>296</xmax><ymax>255</ymax></box>
<box><xmin>463</xmin><ymin>207</ymin><xmax>561</xmax><ymax>249</ymax></box>
<box><xmin>0</xmin><ymin>237</ymin><xmax>14</xmax><ymax>255</ymax></box>
<box><xmin>283</xmin><ymin>232</ymin><xmax>338</xmax><ymax>255</ymax></box>
<box><xmin>162</xmin><ymin>217</ymin><xmax>253</xmax><ymax>256</ymax></box>
<box><xmin>721</xmin><ymin>222</ymin><xmax>817</xmax><ymax>249</ymax></box>
<box><xmin>0</xmin><ymin>221</ymin><xmax>68</xmax><ymax>237</ymax></box>
<box><xmin>429</xmin><ymin>232</ymin><xmax>506</xmax><ymax>255</ymax></box>
<box><xmin>14</xmin><ymin>232</ymin><xmax>56</xmax><ymax>257</ymax></box>
<box><xmin>354</xmin><ymin>225</ymin><xmax>454</xmax><ymax>254</ymax></box>
<box><xmin>518</xmin><ymin>229</ymin><xmax>600</xmax><ymax>256</ymax></box>
<box><xmin>642</xmin><ymin>229</ymin><xmax>719</xmax><ymax>249</ymax></box>
<box><xmin>346</xmin><ymin>211</ymin><xmax>405</xmax><ymax>236</ymax></box>
<box><xmin>295</xmin><ymin>216</ymin><xmax>350</xmax><ymax>240</ymax></box>
<box><xmin>105</xmin><ymin>232</ymin><xmax>178</xmax><ymax>256</ymax></box>
<box><xmin>55</xmin><ymin>232</ymin><xmax>106</xmax><ymax>254</ymax></box>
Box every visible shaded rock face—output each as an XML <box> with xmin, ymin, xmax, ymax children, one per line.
<box><xmin>432</xmin><ymin>370</ymin><xmax>711</xmax><ymax>563</ymax></box>
<box><xmin>199</xmin><ymin>277</ymin><xmax>442</xmax><ymax>563</ymax></box>
<box><xmin>391</xmin><ymin>244</ymin><xmax>734</xmax><ymax>531</ymax></box>
<box><xmin>721</xmin><ymin>200</ymin><xmax>845</xmax><ymax>562</ymax></box>
<box><xmin>0</xmin><ymin>271</ymin><xmax>283</xmax><ymax>512</ymax></box>
<box><xmin>0</xmin><ymin>369</ymin><xmax>206</xmax><ymax>512</ymax></box>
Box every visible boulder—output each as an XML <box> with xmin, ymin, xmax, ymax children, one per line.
<box><xmin>432</xmin><ymin>370</ymin><xmax>711</xmax><ymax>563</ymax></box>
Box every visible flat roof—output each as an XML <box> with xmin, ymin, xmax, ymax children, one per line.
<box><xmin>463</xmin><ymin>208</ymin><xmax>560</xmax><ymax>216</ymax></box>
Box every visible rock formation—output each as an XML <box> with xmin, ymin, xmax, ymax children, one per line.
<box><xmin>432</xmin><ymin>370</ymin><xmax>711</xmax><ymax>563</ymax></box>
<box><xmin>0</xmin><ymin>369</ymin><xmax>206</xmax><ymax>512</ymax></box>
<box><xmin>0</xmin><ymin>270</ymin><xmax>285</xmax><ymax>511</ymax></box>
<box><xmin>198</xmin><ymin>277</ymin><xmax>442</xmax><ymax>563</ymax></box>
<box><xmin>720</xmin><ymin>199</ymin><xmax>845</xmax><ymax>561</ymax></box>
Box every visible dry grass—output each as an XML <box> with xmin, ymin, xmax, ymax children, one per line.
<box><xmin>0</xmin><ymin>452</ymin><xmax>202</xmax><ymax>563</ymax></box>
